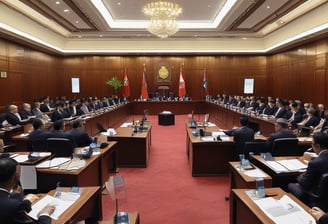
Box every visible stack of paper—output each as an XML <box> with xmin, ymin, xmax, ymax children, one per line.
<box><xmin>253</xmin><ymin>195</ymin><xmax>315</xmax><ymax>224</ymax></box>
<box><xmin>276</xmin><ymin>159</ymin><xmax>307</xmax><ymax>171</ymax></box>
<box><xmin>28</xmin><ymin>193</ymin><xmax>79</xmax><ymax>220</ymax></box>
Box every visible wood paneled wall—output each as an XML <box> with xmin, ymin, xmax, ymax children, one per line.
<box><xmin>0</xmin><ymin>37</ymin><xmax>327</xmax><ymax>112</ymax></box>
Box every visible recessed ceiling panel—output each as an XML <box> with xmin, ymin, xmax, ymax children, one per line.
<box><xmin>103</xmin><ymin>0</ymin><xmax>226</xmax><ymax>21</ymax></box>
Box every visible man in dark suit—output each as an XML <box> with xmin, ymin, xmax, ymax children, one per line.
<box><xmin>288</xmin><ymin>132</ymin><xmax>328</xmax><ymax>206</ymax></box>
<box><xmin>49</xmin><ymin>119</ymin><xmax>75</xmax><ymax>142</ymax></box>
<box><xmin>224</xmin><ymin>116</ymin><xmax>255</xmax><ymax>160</ymax></box>
<box><xmin>262</xmin><ymin>98</ymin><xmax>278</xmax><ymax>115</ymax></box>
<box><xmin>28</xmin><ymin>119</ymin><xmax>51</xmax><ymax>151</ymax></box>
<box><xmin>289</xmin><ymin>102</ymin><xmax>304</xmax><ymax>128</ymax></box>
<box><xmin>0</xmin><ymin>157</ymin><xmax>55</xmax><ymax>223</ymax></box>
<box><xmin>5</xmin><ymin>105</ymin><xmax>32</xmax><ymax>126</ymax></box>
<box><xmin>69</xmin><ymin>119</ymin><xmax>93</xmax><ymax>147</ymax></box>
<box><xmin>298</xmin><ymin>108</ymin><xmax>320</xmax><ymax>128</ymax></box>
<box><xmin>19</xmin><ymin>103</ymin><xmax>35</xmax><ymax>120</ymax></box>
<box><xmin>266</xmin><ymin>118</ymin><xmax>297</xmax><ymax>151</ymax></box>
<box><xmin>51</xmin><ymin>102</ymin><xmax>66</xmax><ymax>122</ymax></box>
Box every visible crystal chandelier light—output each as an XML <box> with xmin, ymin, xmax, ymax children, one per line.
<box><xmin>142</xmin><ymin>0</ymin><xmax>182</xmax><ymax>38</ymax></box>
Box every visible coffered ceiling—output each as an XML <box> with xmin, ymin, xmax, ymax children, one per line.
<box><xmin>0</xmin><ymin>0</ymin><xmax>328</xmax><ymax>55</ymax></box>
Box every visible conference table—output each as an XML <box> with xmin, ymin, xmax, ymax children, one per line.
<box><xmin>230</xmin><ymin>188</ymin><xmax>313</xmax><ymax>224</ymax></box>
<box><xmin>107</xmin><ymin>121</ymin><xmax>152</xmax><ymax>168</ymax></box>
<box><xmin>45</xmin><ymin>186</ymin><xmax>102</xmax><ymax>224</ymax></box>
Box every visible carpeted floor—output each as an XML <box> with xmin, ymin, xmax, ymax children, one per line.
<box><xmin>101</xmin><ymin>115</ymin><xmax>230</xmax><ymax>223</ymax></box>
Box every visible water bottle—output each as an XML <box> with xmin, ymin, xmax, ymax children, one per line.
<box><xmin>255</xmin><ymin>178</ymin><xmax>265</xmax><ymax>198</ymax></box>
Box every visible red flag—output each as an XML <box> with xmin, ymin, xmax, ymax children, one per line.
<box><xmin>140</xmin><ymin>67</ymin><xmax>148</xmax><ymax>100</ymax></box>
<box><xmin>178</xmin><ymin>67</ymin><xmax>186</xmax><ymax>97</ymax></box>
<box><xmin>203</xmin><ymin>68</ymin><xmax>209</xmax><ymax>96</ymax></box>
<box><xmin>122</xmin><ymin>68</ymin><xmax>130</xmax><ymax>97</ymax></box>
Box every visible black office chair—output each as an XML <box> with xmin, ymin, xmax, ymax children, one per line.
<box><xmin>29</xmin><ymin>139</ymin><xmax>47</xmax><ymax>152</ymax></box>
<box><xmin>271</xmin><ymin>138</ymin><xmax>299</xmax><ymax>156</ymax></box>
<box><xmin>96</xmin><ymin>122</ymin><xmax>106</xmax><ymax>133</ymax></box>
<box><xmin>243</xmin><ymin>140</ymin><xmax>267</xmax><ymax>159</ymax></box>
<box><xmin>2</xmin><ymin>144</ymin><xmax>16</xmax><ymax>152</ymax></box>
<box><xmin>309</xmin><ymin>173</ymin><xmax>328</xmax><ymax>211</ymax></box>
<box><xmin>46</xmin><ymin>138</ymin><xmax>74</xmax><ymax>157</ymax></box>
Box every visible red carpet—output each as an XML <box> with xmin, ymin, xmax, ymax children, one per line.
<box><xmin>102</xmin><ymin>115</ymin><xmax>230</xmax><ymax>223</ymax></box>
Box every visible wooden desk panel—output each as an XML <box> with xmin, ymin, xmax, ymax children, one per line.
<box><xmin>37</xmin><ymin>155</ymin><xmax>101</xmax><ymax>193</ymax></box>
<box><xmin>47</xmin><ymin>187</ymin><xmax>102</xmax><ymax>224</ymax></box>
<box><xmin>229</xmin><ymin>161</ymin><xmax>272</xmax><ymax>189</ymax></box>
<box><xmin>130</xmin><ymin>101</ymin><xmax>206</xmax><ymax>115</ymax></box>
<box><xmin>230</xmin><ymin>188</ymin><xmax>312</xmax><ymax>224</ymax></box>
<box><xmin>98</xmin><ymin>141</ymin><xmax>117</xmax><ymax>185</ymax></box>
<box><xmin>186</xmin><ymin>125</ymin><xmax>235</xmax><ymax>176</ymax></box>
<box><xmin>107</xmin><ymin>122</ymin><xmax>152</xmax><ymax>168</ymax></box>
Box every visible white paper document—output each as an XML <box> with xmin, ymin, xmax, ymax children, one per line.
<box><xmin>36</xmin><ymin>158</ymin><xmax>71</xmax><ymax>168</ymax></box>
<box><xmin>20</xmin><ymin>165</ymin><xmax>37</xmax><ymax>189</ymax></box>
<box><xmin>277</xmin><ymin>159</ymin><xmax>307</xmax><ymax>171</ymax></box>
<box><xmin>29</xmin><ymin>193</ymin><xmax>79</xmax><ymax>220</ymax></box>
<box><xmin>13</xmin><ymin>155</ymin><xmax>29</xmax><ymax>163</ymax></box>
<box><xmin>244</xmin><ymin>169</ymin><xmax>269</xmax><ymax>178</ymax></box>
<box><xmin>265</xmin><ymin>161</ymin><xmax>289</xmax><ymax>173</ymax></box>
<box><xmin>120</xmin><ymin>122</ymin><xmax>132</xmax><ymax>127</ymax></box>
<box><xmin>253</xmin><ymin>195</ymin><xmax>315</xmax><ymax>224</ymax></box>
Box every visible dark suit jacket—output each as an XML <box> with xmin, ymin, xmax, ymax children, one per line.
<box><xmin>5</xmin><ymin>112</ymin><xmax>31</xmax><ymax>126</ymax></box>
<box><xmin>29</xmin><ymin>130</ymin><xmax>51</xmax><ymax>141</ymax></box>
<box><xmin>225</xmin><ymin>126</ymin><xmax>255</xmax><ymax>158</ymax></box>
<box><xmin>257</xmin><ymin>103</ymin><xmax>267</xmax><ymax>114</ymax></box>
<box><xmin>40</xmin><ymin>104</ymin><xmax>50</xmax><ymax>113</ymax></box>
<box><xmin>318</xmin><ymin>213</ymin><xmax>328</xmax><ymax>224</ymax></box>
<box><xmin>19</xmin><ymin>110</ymin><xmax>34</xmax><ymax>120</ymax></box>
<box><xmin>299</xmin><ymin>150</ymin><xmax>328</xmax><ymax>195</ymax></box>
<box><xmin>263</xmin><ymin>105</ymin><xmax>278</xmax><ymax>115</ymax></box>
<box><xmin>0</xmin><ymin>190</ymin><xmax>51</xmax><ymax>224</ymax></box>
<box><xmin>28</xmin><ymin>129</ymin><xmax>51</xmax><ymax>152</ymax></box>
<box><xmin>51</xmin><ymin>110</ymin><xmax>64</xmax><ymax>122</ymax></box>
<box><xmin>274</xmin><ymin>108</ymin><xmax>286</xmax><ymax>118</ymax></box>
<box><xmin>282</xmin><ymin>110</ymin><xmax>293</xmax><ymax>120</ymax></box>
<box><xmin>69</xmin><ymin>128</ymin><xmax>93</xmax><ymax>147</ymax></box>
<box><xmin>266</xmin><ymin>129</ymin><xmax>297</xmax><ymax>151</ymax></box>
<box><xmin>304</xmin><ymin>116</ymin><xmax>320</xmax><ymax>127</ymax></box>
<box><xmin>291</xmin><ymin>111</ymin><xmax>304</xmax><ymax>127</ymax></box>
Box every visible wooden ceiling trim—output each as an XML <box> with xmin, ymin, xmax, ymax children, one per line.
<box><xmin>251</xmin><ymin>0</ymin><xmax>308</xmax><ymax>32</ymax></box>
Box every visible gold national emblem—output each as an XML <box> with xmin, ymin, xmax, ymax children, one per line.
<box><xmin>158</xmin><ymin>66</ymin><xmax>169</xmax><ymax>79</ymax></box>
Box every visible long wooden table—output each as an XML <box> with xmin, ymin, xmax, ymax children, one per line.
<box><xmin>230</xmin><ymin>188</ymin><xmax>313</xmax><ymax>224</ymax></box>
<box><xmin>107</xmin><ymin>121</ymin><xmax>152</xmax><ymax>168</ymax></box>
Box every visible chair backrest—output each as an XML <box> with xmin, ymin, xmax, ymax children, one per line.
<box><xmin>243</xmin><ymin>141</ymin><xmax>266</xmax><ymax>159</ymax></box>
<box><xmin>311</xmin><ymin>173</ymin><xmax>328</xmax><ymax>211</ymax></box>
<box><xmin>29</xmin><ymin>139</ymin><xmax>47</xmax><ymax>152</ymax></box>
<box><xmin>271</xmin><ymin>138</ymin><xmax>299</xmax><ymax>156</ymax></box>
<box><xmin>46</xmin><ymin>138</ymin><xmax>74</xmax><ymax>157</ymax></box>
<box><xmin>96</xmin><ymin>122</ymin><xmax>106</xmax><ymax>132</ymax></box>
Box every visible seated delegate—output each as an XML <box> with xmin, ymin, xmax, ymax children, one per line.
<box><xmin>0</xmin><ymin>157</ymin><xmax>55</xmax><ymax>223</ymax></box>
<box><xmin>288</xmin><ymin>132</ymin><xmax>328</xmax><ymax>206</ymax></box>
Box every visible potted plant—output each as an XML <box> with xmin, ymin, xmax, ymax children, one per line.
<box><xmin>106</xmin><ymin>76</ymin><xmax>122</xmax><ymax>94</ymax></box>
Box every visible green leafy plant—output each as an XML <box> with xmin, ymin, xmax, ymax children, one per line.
<box><xmin>106</xmin><ymin>76</ymin><xmax>122</xmax><ymax>92</ymax></box>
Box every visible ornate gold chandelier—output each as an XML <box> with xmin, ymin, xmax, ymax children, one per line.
<box><xmin>142</xmin><ymin>0</ymin><xmax>182</xmax><ymax>38</ymax></box>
